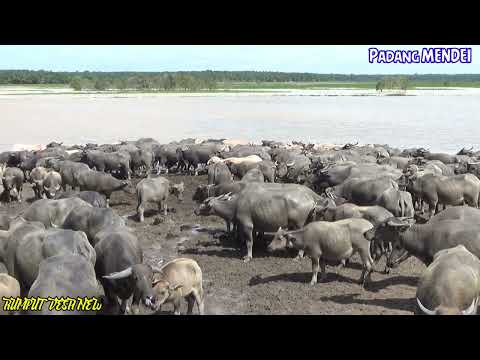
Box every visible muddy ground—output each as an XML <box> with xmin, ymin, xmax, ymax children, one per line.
<box><xmin>2</xmin><ymin>174</ymin><xmax>424</xmax><ymax>315</ymax></box>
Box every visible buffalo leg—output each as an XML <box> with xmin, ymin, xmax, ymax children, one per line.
<box><xmin>310</xmin><ymin>257</ymin><xmax>320</xmax><ymax>285</ymax></box>
<box><xmin>163</xmin><ymin>202</ymin><xmax>168</xmax><ymax>216</ymax></box>
<box><xmin>192</xmin><ymin>288</ymin><xmax>204</xmax><ymax>315</ymax></box>
<box><xmin>173</xmin><ymin>298</ymin><xmax>181</xmax><ymax>315</ymax></box>
<box><xmin>186</xmin><ymin>295</ymin><xmax>195</xmax><ymax>315</ymax></box>
<box><xmin>358</xmin><ymin>246</ymin><xmax>374</xmax><ymax>287</ymax></box>
<box><xmin>241</xmin><ymin>225</ymin><xmax>254</xmax><ymax>262</ymax></box>
<box><xmin>137</xmin><ymin>201</ymin><xmax>145</xmax><ymax>222</ymax></box>
<box><xmin>120</xmin><ymin>299</ymin><xmax>128</xmax><ymax>314</ymax></box>
<box><xmin>294</xmin><ymin>250</ymin><xmax>305</xmax><ymax>261</ymax></box>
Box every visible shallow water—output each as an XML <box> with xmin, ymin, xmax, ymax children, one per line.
<box><xmin>1</xmin><ymin>92</ymin><xmax>479</xmax><ymax>153</ymax></box>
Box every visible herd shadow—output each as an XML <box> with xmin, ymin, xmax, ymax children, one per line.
<box><xmin>318</xmin><ymin>293</ymin><xmax>415</xmax><ymax>313</ymax></box>
<box><xmin>249</xmin><ymin>272</ymin><xmax>358</xmax><ymax>286</ymax></box>
<box><xmin>249</xmin><ymin>271</ymin><xmax>418</xmax><ymax>293</ymax></box>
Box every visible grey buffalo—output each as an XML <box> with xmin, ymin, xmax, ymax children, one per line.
<box><xmin>136</xmin><ymin>177</ymin><xmax>184</xmax><ymax>222</ymax></box>
<box><xmin>378</xmin><ymin>188</ymin><xmax>414</xmax><ymax>217</ymax></box>
<box><xmin>130</xmin><ymin>149</ymin><xmax>154</xmax><ymax>177</ymax></box>
<box><xmin>57</xmin><ymin>191</ymin><xmax>107</xmax><ymax>208</ymax></box>
<box><xmin>1</xmin><ymin>217</ymin><xmax>95</xmax><ymax>294</ymax></box>
<box><xmin>192</xmin><ymin>181</ymin><xmax>251</xmax><ymax>203</ymax></box>
<box><xmin>416</xmin><ymin>245</ymin><xmax>480</xmax><ymax>315</ymax></box>
<box><xmin>208</xmin><ymin>162</ymin><xmax>233</xmax><ymax>185</ymax></box>
<box><xmin>241</xmin><ymin>168</ymin><xmax>264</xmax><ymax>183</ymax></box>
<box><xmin>76</xmin><ymin>170</ymin><xmax>130</xmax><ymax>207</ymax></box>
<box><xmin>28</xmin><ymin>254</ymin><xmax>104</xmax><ymax>315</ymax></box>
<box><xmin>2</xmin><ymin>167</ymin><xmax>24</xmax><ymax>202</ymax></box>
<box><xmin>194</xmin><ymin>194</ymin><xmax>238</xmax><ymax>234</ymax></box>
<box><xmin>268</xmin><ymin>219</ymin><xmax>374</xmax><ymax>287</ymax></box>
<box><xmin>22</xmin><ymin>198</ymin><xmax>89</xmax><ymax>228</ymax></box>
<box><xmin>61</xmin><ymin>205</ymin><xmax>126</xmax><ymax>245</ymax></box>
<box><xmin>95</xmin><ymin>228</ymin><xmax>156</xmax><ymax>314</ymax></box>
<box><xmin>367</xmin><ymin>216</ymin><xmax>480</xmax><ymax>273</ymax></box>
<box><xmin>53</xmin><ymin>160</ymin><xmax>90</xmax><ymax>191</ymax></box>
<box><xmin>29</xmin><ymin>166</ymin><xmax>49</xmax><ymax>199</ymax></box>
<box><xmin>405</xmin><ymin>173</ymin><xmax>480</xmax><ymax>216</ymax></box>
<box><xmin>326</xmin><ymin>175</ymin><xmax>399</xmax><ymax>206</ymax></box>
<box><xmin>81</xmin><ymin>150</ymin><xmax>131</xmax><ymax>179</ymax></box>
<box><xmin>224</xmin><ymin>183</ymin><xmax>322</xmax><ymax>261</ymax></box>
<box><xmin>42</xmin><ymin>170</ymin><xmax>62</xmax><ymax>199</ymax></box>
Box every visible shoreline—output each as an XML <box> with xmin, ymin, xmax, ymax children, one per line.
<box><xmin>2</xmin><ymin>86</ymin><xmax>480</xmax><ymax>98</ymax></box>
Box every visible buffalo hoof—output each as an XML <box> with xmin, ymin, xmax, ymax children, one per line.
<box><xmin>309</xmin><ymin>280</ymin><xmax>317</xmax><ymax>286</ymax></box>
<box><xmin>243</xmin><ymin>256</ymin><xmax>252</xmax><ymax>263</ymax></box>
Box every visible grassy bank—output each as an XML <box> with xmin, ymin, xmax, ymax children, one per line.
<box><xmin>2</xmin><ymin>81</ymin><xmax>480</xmax><ymax>95</ymax></box>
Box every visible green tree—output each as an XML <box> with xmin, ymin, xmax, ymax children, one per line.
<box><xmin>94</xmin><ymin>79</ymin><xmax>109</xmax><ymax>91</ymax></box>
<box><xmin>70</xmin><ymin>77</ymin><xmax>83</xmax><ymax>91</ymax></box>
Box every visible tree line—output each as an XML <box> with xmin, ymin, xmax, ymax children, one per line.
<box><xmin>375</xmin><ymin>76</ymin><xmax>409</xmax><ymax>92</ymax></box>
<box><xmin>1</xmin><ymin>70</ymin><xmax>480</xmax><ymax>91</ymax></box>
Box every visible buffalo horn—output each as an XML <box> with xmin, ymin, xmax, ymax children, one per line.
<box><xmin>461</xmin><ymin>298</ymin><xmax>478</xmax><ymax>315</ymax></box>
<box><xmin>416</xmin><ymin>298</ymin><xmax>436</xmax><ymax>315</ymax></box>
<box><xmin>103</xmin><ymin>266</ymin><xmax>133</xmax><ymax>280</ymax></box>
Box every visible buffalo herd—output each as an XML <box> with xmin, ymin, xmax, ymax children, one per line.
<box><xmin>1</xmin><ymin>138</ymin><xmax>480</xmax><ymax>315</ymax></box>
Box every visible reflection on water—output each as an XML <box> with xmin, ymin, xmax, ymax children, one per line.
<box><xmin>0</xmin><ymin>94</ymin><xmax>479</xmax><ymax>153</ymax></box>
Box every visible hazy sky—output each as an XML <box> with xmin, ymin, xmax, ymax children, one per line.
<box><xmin>0</xmin><ymin>45</ymin><xmax>478</xmax><ymax>73</ymax></box>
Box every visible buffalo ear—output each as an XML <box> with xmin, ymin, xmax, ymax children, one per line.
<box><xmin>169</xmin><ymin>284</ymin><xmax>183</xmax><ymax>292</ymax></box>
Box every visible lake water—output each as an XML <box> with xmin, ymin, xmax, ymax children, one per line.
<box><xmin>1</xmin><ymin>90</ymin><xmax>479</xmax><ymax>153</ymax></box>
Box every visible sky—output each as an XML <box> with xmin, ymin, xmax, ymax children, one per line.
<box><xmin>0</xmin><ymin>45</ymin><xmax>478</xmax><ymax>74</ymax></box>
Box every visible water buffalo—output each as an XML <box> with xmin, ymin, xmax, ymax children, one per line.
<box><xmin>317</xmin><ymin>198</ymin><xmax>394</xmax><ymax>226</ymax></box>
<box><xmin>192</xmin><ymin>181</ymin><xmax>251</xmax><ymax>203</ymax></box>
<box><xmin>61</xmin><ymin>205</ymin><xmax>125</xmax><ymax>245</ymax></box>
<box><xmin>22</xmin><ymin>198</ymin><xmax>89</xmax><ymax>228</ymax></box>
<box><xmin>76</xmin><ymin>170</ymin><xmax>130</xmax><ymax>207</ymax></box>
<box><xmin>229</xmin><ymin>183</ymin><xmax>323</xmax><ymax>261</ymax></box>
<box><xmin>2</xmin><ymin>167</ymin><xmax>24</xmax><ymax>202</ymax></box>
<box><xmin>57</xmin><ymin>191</ymin><xmax>107</xmax><ymax>208</ymax></box>
<box><xmin>406</xmin><ymin>173</ymin><xmax>480</xmax><ymax>216</ymax></box>
<box><xmin>268</xmin><ymin>219</ymin><xmax>374</xmax><ymax>287</ymax></box>
<box><xmin>207</xmin><ymin>155</ymin><xmax>262</xmax><ymax>166</ymax></box>
<box><xmin>326</xmin><ymin>175</ymin><xmax>399</xmax><ymax>206</ymax></box>
<box><xmin>367</xmin><ymin>216</ymin><xmax>480</xmax><ymax>273</ymax></box>
<box><xmin>152</xmin><ymin>258</ymin><xmax>204</xmax><ymax>315</ymax></box>
<box><xmin>95</xmin><ymin>228</ymin><xmax>156</xmax><ymax>314</ymax></box>
<box><xmin>54</xmin><ymin>160</ymin><xmax>91</xmax><ymax>191</ymax></box>
<box><xmin>416</xmin><ymin>245</ymin><xmax>480</xmax><ymax>315</ymax></box>
<box><xmin>28</xmin><ymin>254</ymin><xmax>104</xmax><ymax>315</ymax></box>
<box><xmin>0</xmin><ymin>273</ymin><xmax>21</xmax><ymax>315</ymax></box>
<box><xmin>194</xmin><ymin>194</ymin><xmax>238</xmax><ymax>234</ymax></box>
<box><xmin>42</xmin><ymin>171</ymin><xmax>62</xmax><ymax>199</ymax></box>
<box><xmin>378</xmin><ymin>188</ymin><xmax>414</xmax><ymax>217</ymax></box>
<box><xmin>136</xmin><ymin>177</ymin><xmax>184</xmax><ymax>222</ymax></box>
<box><xmin>2</xmin><ymin>217</ymin><xmax>95</xmax><ymax>294</ymax></box>
<box><xmin>81</xmin><ymin>150</ymin><xmax>131</xmax><ymax>179</ymax></box>
<box><xmin>276</xmin><ymin>155</ymin><xmax>312</xmax><ymax>183</ymax></box>
<box><xmin>208</xmin><ymin>162</ymin><xmax>233</xmax><ymax>185</ymax></box>
<box><xmin>228</xmin><ymin>160</ymin><xmax>276</xmax><ymax>183</ymax></box>
<box><xmin>29</xmin><ymin>166</ymin><xmax>49</xmax><ymax>199</ymax></box>
<box><xmin>177</xmin><ymin>145</ymin><xmax>219</xmax><ymax>175</ymax></box>
<box><xmin>130</xmin><ymin>149</ymin><xmax>153</xmax><ymax>177</ymax></box>
<box><xmin>152</xmin><ymin>144</ymin><xmax>182</xmax><ymax>174</ymax></box>
<box><xmin>241</xmin><ymin>168</ymin><xmax>264</xmax><ymax>183</ymax></box>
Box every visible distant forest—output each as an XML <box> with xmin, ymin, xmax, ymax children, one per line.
<box><xmin>1</xmin><ymin>70</ymin><xmax>480</xmax><ymax>91</ymax></box>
